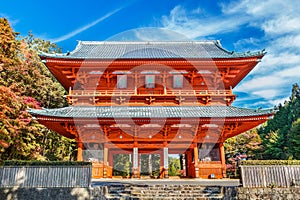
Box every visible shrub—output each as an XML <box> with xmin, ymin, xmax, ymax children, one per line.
<box><xmin>3</xmin><ymin>160</ymin><xmax>91</xmax><ymax>166</ymax></box>
<box><xmin>241</xmin><ymin>160</ymin><xmax>300</xmax><ymax>165</ymax></box>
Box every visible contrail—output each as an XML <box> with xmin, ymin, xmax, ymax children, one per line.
<box><xmin>51</xmin><ymin>8</ymin><xmax>122</xmax><ymax>43</ymax></box>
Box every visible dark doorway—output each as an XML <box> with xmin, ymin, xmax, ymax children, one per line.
<box><xmin>113</xmin><ymin>154</ymin><xmax>131</xmax><ymax>177</ymax></box>
<box><xmin>140</xmin><ymin>154</ymin><xmax>160</xmax><ymax>178</ymax></box>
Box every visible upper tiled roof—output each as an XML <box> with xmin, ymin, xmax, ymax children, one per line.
<box><xmin>40</xmin><ymin>41</ymin><xmax>265</xmax><ymax>59</ymax></box>
<box><xmin>28</xmin><ymin>106</ymin><xmax>272</xmax><ymax>119</ymax></box>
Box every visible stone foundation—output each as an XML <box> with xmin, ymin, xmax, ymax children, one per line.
<box><xmin>1</xmin><ymin>185</ymin><xmax>300</xmax><ymax>199</ymax></box>
<box><xmin>0</xmin><ymin>187</ymin><xmax>90</xmax><ymax>200</ymax></box>
<box><xmin>237</xmin><ymin>187</ymin><xmax>300</xmax><ymax>200</ymax></box>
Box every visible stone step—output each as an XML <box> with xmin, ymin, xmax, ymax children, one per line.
<box><xmin>93</xmin><ymin>184</ymin><xmax>226</xmax><ymax>200</ymax></box>
<box><xmin>131</xmin><ymin>194</ymin><xmax>223</xmax><ymax>198</ymax></box>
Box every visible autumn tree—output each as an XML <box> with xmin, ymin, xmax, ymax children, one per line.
<box><xmin>225</xmin><ymin>84</ymin><xmax>300</xmax><ymax>161</ymax></box>
<box><xmin>0</xmin><ymin>86</ymin><xmax>43</xmax><ymax>160</ymax></box>
<box><xmin>0</xmin><ymin>18</ymin><xmax>76</xmax><ymax>162</ymax></box>
<box><xmin>225</xmin><ymin>129</ymin><xmax>263</xmax><ymax>160</ymax></box>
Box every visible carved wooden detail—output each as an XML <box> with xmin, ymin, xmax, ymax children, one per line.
<box><xmin>76</xmin><ymin>71</ymin><xmax>88</xmax><ymax>85</ymax></box>
<box><xmin>201</xmin><ymin>96</ymin><xmax>212</xmax><ymax>105</ymax></box>
<box><xmin>219</xmin><ymin>123</ymin><xmax>240</xmax><ymax>142</ymax></box>
<box><xmin>103</xmin><ymin>71</ymin><xmax>113</xmax><ymax>87</ymax></box>
<box><xmin>175</xmin><ymin>96</ymin><xmax>185</xmax><ymax>104</ymax></box>
<box><xmin>116</xmin><ymin>96</ymin><xmax>126</xmax><ymax>104</ymax></box>
<box><xmin>145</xmin><ymin>96</ymin><xmax>155</xmax><ymax>104</ymax></box>
<box><xmin>41</xmin><ymin>48</ymin><xmax>267</xmax><ymax>179</ymax></box>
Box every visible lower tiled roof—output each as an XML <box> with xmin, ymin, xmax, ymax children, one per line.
<box><xmin>28</xmin><ymin>106</ymin><xmax>273</xmax><ymax>119</ymax></box>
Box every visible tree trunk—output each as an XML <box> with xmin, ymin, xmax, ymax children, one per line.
<box><xmin>148</xmin><ymin>154</ymin><xmax>152</xmax><ymax>176</ymax></box>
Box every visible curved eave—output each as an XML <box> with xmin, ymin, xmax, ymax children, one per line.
<box><xmin>40</xmin><ymin>54</ymin><xmax>264</xmax><ymax>90</ymax></box>
<box><xmin>29</xmin><ymin>106</ymin><xmax>273</xmax><ymax>141</ymax></box>
<box><xmin>33</xmin><ymin>118</ymin><xmax>76</xmax><ymax>139</ymax></box>
<box><xmin>40</xmin><ymin>40</ymin><xmax>266</xmax><ymax>60</ymax></box>
<box><xmin>28</xmin><ymin>106</ymin><xmax>273</xmax><ymax>121</ymax></box>
<box><xmin>32</xmin><ymin>115</ymin><xmax>271</xmax><ymax>122</ymax></box>
<box><xmin>39</xmin><ymin>52</ymin><xmax>266</xmax><ymax>61</ymax></box>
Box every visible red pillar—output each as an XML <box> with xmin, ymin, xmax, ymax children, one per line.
<box><xmin>194</xmin><ymin>145</ymin><xmax>199</xmax><ymax>178</ymax></box>
<box><xmin>186</xmin><ymin>150</ymin><xmax>193</xmax><ymax>177</ymax></box>
<box><xmin>103</xmin><ymin>146</ymin><xmax>108</xmax><ymax>178</ymax></box>
<box><xmin>77</xmin><ymin>142</ymin><xmax>83</xmax><ymax>161</ymax></box>
<box><xmin>133</xmin><ymin>147</ymin><xmax>139</xmax><ymax>178</ymax></box>
<box><xmin>163</xmin><ymin>147</ymin><xmax>169</xmax><ymax>178</ymax></box>
<box><xmin>108</xmin><ymin>151</ymin><xmax>113</xmax><ymax>167</ymax></box>
<box><xmin>219</xmin><ymin>143</ymin><xmax>227</xmax><ymax>178</ymax></box>
<box><xmin>159</xmin><ymin>151</ymin><xmax>164</xmax><ymax>178</ymax></box>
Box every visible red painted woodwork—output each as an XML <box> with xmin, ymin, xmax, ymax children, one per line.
<box><xmin>33</xmin><ymin>42</ymin><xmax>270</xmax><ymax>179</ymax></box>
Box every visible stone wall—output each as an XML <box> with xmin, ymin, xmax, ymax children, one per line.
<box><xmin>0</xmin><ymin>187</ymin><xmax>90</xmax><ymax>200</ymax></box>
<box><xmin>1</xmin><ymin>185</ymin><xmax>300</xmax><ymax>199</ymax></box>
<box><xmin>237</xmin><ymin>187</ymin><xmax>300</xmax><ymax>200</ymax></box>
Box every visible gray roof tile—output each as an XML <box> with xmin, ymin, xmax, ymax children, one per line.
<box><xmin>40</xmin><ymin>41</ymin><xmax>265</xmax><ymax>59</ymax></box>
<box><xmin>28</xmin><ymin>106</ymin><xmax>273</xmax><ymax>119</ymax></box>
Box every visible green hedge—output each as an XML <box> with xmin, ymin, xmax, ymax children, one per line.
<box><xmin>241</xmin><ymin>160</ymin><xmax>300</xmax><ymax>166</ymax></box>
<box><xmin>3</xmin><ymin>160</ymin><xmax>92</xmax><ymax>166</ymax></box>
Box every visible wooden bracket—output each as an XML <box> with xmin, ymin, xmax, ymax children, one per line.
<box><xmin>146</xmin><ymin>96</ymin><xmax>155</xmax><ymax>104</ymax></box>
<box><xmin>116</xmin><ymin>96</ymin><xmax>126</xmax><ymax>104</ymax></box>
<box><xmin>175</xmin><ymin>96</ymin><xmax>185</xmax><ymax>104</ymax></box>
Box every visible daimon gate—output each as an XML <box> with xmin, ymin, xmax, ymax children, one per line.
<box><xmin>29</xmin><ymin>41</ymin><xmax>273</xmax><ymax>179</ymax></box>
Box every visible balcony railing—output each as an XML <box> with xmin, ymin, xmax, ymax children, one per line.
<box><xmin>69</xmin><ymin>89</ymin><xmax>233</xmax><ymax>96</ymax></box>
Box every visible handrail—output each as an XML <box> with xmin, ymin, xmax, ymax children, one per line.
<box><xmin>69</xmin><ymin>89</ymin><xmax>233</xmax><ymax>96</ymax></box>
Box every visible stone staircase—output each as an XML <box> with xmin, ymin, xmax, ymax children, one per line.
<box><xmin>91</xmin><ymin>183</ymin><xmax>237</xmax><ymax>200</ymax></box>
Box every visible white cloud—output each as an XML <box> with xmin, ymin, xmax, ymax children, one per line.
<box><xmin>279</xmin><ymin>65</ymin><xmax>300</xmax><ymax>78</ymax></box>
<box><xmin>50</xmin><ymin>8</ymin><xmax>122</xmax><ymax>43</ymax></box>
<box><xmin>160</xmin><ymin>5</ymin><xmax>248</xmax><ymax>39</ymax></box>
<box><xmin>262</xmin><ymin>16</ymin><xmax>300</xmax><ymax>36</ymax></box>
<box><xmin>160</xmin><ymin>1</ymin><xmax>300</xmax><ymax>107</ymax></box>
<box><xmin>252</xmin><ymin>89</ymin><xmax>278</xmax><ymax>100</ymax></box>
<box><xmin>106</xmin><ymin>27</ymin><xmax>190</xmax><ymax>41</ymax></box>
<box><xmin>269</xmin><ymin>96</ymin><xmax>290</xmax><ymax>106</ymax></box>
<box><xmin>235</xmin><ymin>76</ymin><xmax>284</xmax><ymax>92</ymax></box>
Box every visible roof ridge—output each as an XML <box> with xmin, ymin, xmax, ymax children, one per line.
<box><xmin>40</xmin><ymin>40</ymin><xmax>266</xmax><ymax>59</ymax></box>
<box><xmin>77</xmin><ymin>40</ymin><xmax>218</xmax><ymax>45</ymax></box>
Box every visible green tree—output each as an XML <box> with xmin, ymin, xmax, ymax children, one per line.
<box><xmin>0</xmin><ymin>18</ymin><xmax>67</xmax><ymax>108</ymax></box>
<box><xmin>140</xmin><ymin>154</ymin><xmax>160</xmax><ymax>176</ymax></box>
<box><xmin>225</xmin><ymin>129</ymin><xmax>262</xmax><ymax>159</ymax></box>
<box><xmin>257</xmin><ymin>83</ymin><xmax>300</xmax><ymax>160</ymax></box>
<box><xmin>113</xmin><ymin>154</ymin><xmax>130</xmax><ymax>176</ymax></box>
<box><xmin>168</xmin><ymin>157</ymin><xmax>181</xmax><ymax>176</ymax></box>
<box><xmin>24</xmin><ymin>31</ymin><xmax>62</xmax><ymax>54</ymax></box>
<box><xmin>287</xmin><ymin>119</ymin><xmax>300</xmax><ymax>159</ymax></box>
<box><xmin>0</xmin><ymin>18</ymin><xmax>75</xmax><ymax>162</ymax></box>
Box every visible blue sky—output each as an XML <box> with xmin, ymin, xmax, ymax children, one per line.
<box><xmin>1</xmin><ymin>0</ymin><xmax>300</xmax><ymax>109</ymax></box>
